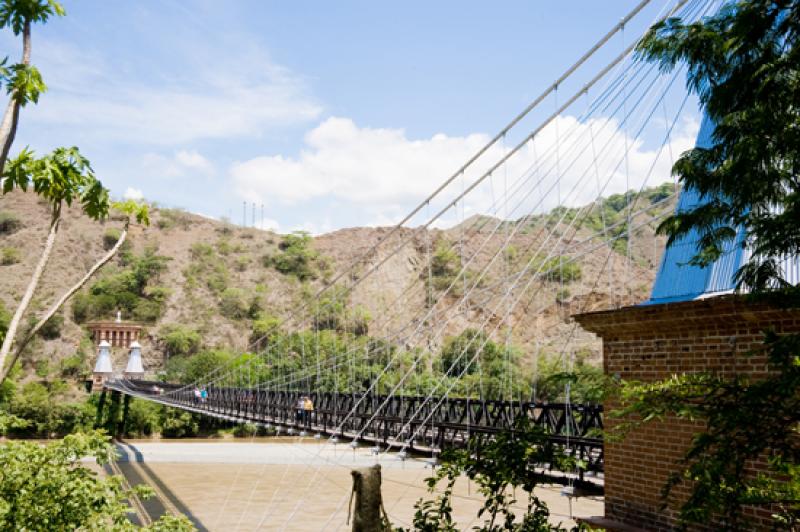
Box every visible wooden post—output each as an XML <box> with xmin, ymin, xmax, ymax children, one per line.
<box><xmin>349</xmin><ymin>464</ymin><xmax>389</xmax><ymax>532</ymax></box>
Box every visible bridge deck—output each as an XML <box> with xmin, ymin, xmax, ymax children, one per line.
<box><xmin>106</xmin><ymin>379</ymin><xmax>604</xmax><ymax>471</ymax></box>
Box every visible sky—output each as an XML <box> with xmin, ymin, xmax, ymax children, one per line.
<box><xmin>2</xmin><ymin>1</ymin><xmax>704</xmax><ymax>234</ymax></box>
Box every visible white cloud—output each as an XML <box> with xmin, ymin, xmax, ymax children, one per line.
<box><xmin>231</xmin><ymin>114</ymin><xmax>699</xmax><ymax>230</ymax></box>
<box><xmin>22</xmin><ymin>37</ymin><xmax>321</xmax><ymax>146</ymax></box>
<box><xmin>123</xmin><ymin>187</ymin><xmax>144</xmax><ymax>201</ymax></box>
<box><xmin>143</xmin><ymin>149</ymin><xmax>215</xmax><ymax>178</ymax></box>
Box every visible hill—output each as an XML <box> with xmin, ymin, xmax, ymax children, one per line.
<box><xmin>0</xmin><ymin>183</ymin><xmax>677</xmax><ymax>382</ymax></box>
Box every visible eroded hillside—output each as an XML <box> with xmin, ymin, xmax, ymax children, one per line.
<box><xmin>0</xmin><ymin>184</ymin><xmax>676</xmax><ymax>379</ymax></box>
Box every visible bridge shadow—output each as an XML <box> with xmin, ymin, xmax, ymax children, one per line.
<box><xmin>113</xmin><ymin>440</ymin><xmax>208</xmax><ymax>531</ymax></box>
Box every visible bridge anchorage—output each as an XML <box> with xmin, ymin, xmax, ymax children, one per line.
<box><xmin>107</xmin><ymin>379</ymin><xmax>604</xmax><ymax>474</ymax></box>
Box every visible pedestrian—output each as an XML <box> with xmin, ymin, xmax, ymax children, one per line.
<box><xmin>296</xmin><ymin>396</ymin><xmax>305</xmax><ymax>423</ymax></box>
<box><xmin>303</xmin><ymin>395</ymin><xmax>314</xmax><ymax>428</ymax></box>
<box><xmin>201</xmin><ymin>387</ymin><xmax>208</xmax><ymax>403</ymax></box>
<box><xmin>193</xmin><ymin>387</ymin><xmax>201</xmax><ymax>404</ymax></box>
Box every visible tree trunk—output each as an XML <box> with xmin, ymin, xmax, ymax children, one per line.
<box><xmin>0</xmin><ymin>224</ymin><xmax>129</xmax><ymax>384</ymax></box>
<box><xmin>0</xmin><ymin>214</ymin><xmax>60</xmax><ymax>380</ymax></box>
<box><xmin>349</xmin><ymin>464</ymin><xmax>389</xmax><ymax>532</ymax></box>
<box><xmin>0</xmin><ymin>19</ymin><xmax>31</xmax><ymax>175</ymax></box>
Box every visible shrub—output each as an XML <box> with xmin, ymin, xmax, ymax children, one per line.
<box><xmin>159</xmin><ymin>324</ymin><xmax>202</xmax><ymax>358</ymax></box>
<box><xmin>0</xmin><ymin>212</ymin><xmax>21</xmax><ymax>234</ymax></box>
<box><xmin>268</xmin><ymin>231</ymin><xmax>320</xmax><ymax>281</ymax></box>
<box><xmin>102</xmin><ymin>228</ymin><xmax>121</xmax><ymax>250</ymax></box>
<box><xmin>132</xmin><ymin>299</ymin><xmax>163</xmax><ymax>322</ymax></box>
<box><xmin>0</xmin><ymin>301</ymin><xmax>9</xmax><ymax>344</ymax></box>
<box><xmin>439</xmin><ymin>329</ymin><xmax>504</xmax><ymax>377</ymax></box>
<box><xmin>216</xmin><ymin>238</ymin><xmax>232</xmax><ymax>255</ymax></box>
<box><xmin>125</xmin><ymin>399</ymin><xmax>162</xmax><ymax>437</ymax></box>
<box><xmin>534</xmin><ymin>256</ymin><xmax>582</xmax><ymax>283</ymax></box>
<box><xmin>233</xmin><ymin>422</ymin><xmax>258</xmax><ymax>437</ymax></box>
<box><xmin>71</xmin><ymin>249</ymin><xmax>170</xmax><ymax>323</ymax></box>
<box><xmin>37</xmin><ymin>313</ymin><xmax>63</xmax><ymax>340</ymax></box>
<box><xmin>234</xmin><ymin>255</ymin><xmax>250</xmax><ymax>272</ymax></box>
<box><xmin>156</xmin><ymin>208</ymin><xmax>192</xmax><ymax>230</ymax></box>
<box><xmin>59</xmin><ymin>354</ymin><xmax>87</xmax><ymax>378</ymax></box>
<box><xmin>219</xmin><ymin>288</ymin><xmax>248</xmax><ymax>319</ymax></box>
<box><xmin>0</xmin><ymin>247</ymin><xmax>20</xmax><ymax>265</ymax></box>
<box><xmin>250</xmin><ymin>313</ymin><xmax>282</xmax><ymax>348</ymax></box>
<box><xmin>160</xmin><ymin>409</ymin><xmax>199</xmax><ymax>438</ymax></box>
<box><xmin>190</xmin><ymin>242</ymin><xmax>215</xmax><ymax>260</ymax></box>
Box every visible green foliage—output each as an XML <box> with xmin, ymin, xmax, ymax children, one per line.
<box><xmin>611</xmin><ymin>3</ymin><xmax>800</xmax><ymax>527</ymax></box>
<box><xmin>439</xmin><ymin>329</ymin><xmax>502</xmax><ymax>377</ymax></box>
<box><xmin>72</xmin><ymin>247</ymin><xmax>170</xmax><ymax>323</ymax></box>
<box><xmin>250</xmin><ymin>312</ymin><xmax>282</xmax><ymax>348</ymax></box>
<box><xmin>35</xmin><ymin>311</ymin><xmax>61</xmax><ymax>339</ymax></box>
<box><xmin>0</xmin><ymin>211</ymin><xmax>20</xmax><ymax>234</ymax></box>
<box><xmin>424</xmin><ymin>240</ymin><xmax>482</xmax><ymax>298</ymax></box>
<box><xmin>0</xmin><ymin>0</ymin><xmax>65</xmax><ymax>35</ymax></box>
<box><xmin>532</xmin><ymin>256</ymin><xmax>582</xmax><ymax>283</ymax></box>
<box><xmin>219</xmin><ymin>287</ymin><xmax>248</xmax><ymax>320</ymax></box>
<box><xmin>265</xmin><ymin>231</ymin><xmax>321</xmax><ymax>281</ymax></box>
<box><xmin>639</xmin><ymin>1</ymin><xmax>800</xmax><ymax>290</ymax></box>
<box><xmin>615</xmin><ymin>331</ymin><xmax>800</xmax><ymax>528</ymax></box>
<box><xmin>402</xmin><ymin>418</ymin><xmax>569</xmax><ymax>531</ymax></box>
<box><xmin>186</xmin><ymin>242</ymin><xmax>229</xmax><ymax>295</ymax></box>
<box><xmin>532</xmin><ymin>351</ymin><xmax>607</xmax><ymax>404</ymax></box>
<box><xmin>125</xmin><ymin>399</ymin><xmax>162</xmax><ymax>437</ymax></box>
<box><xmin>307</xmin><ymin>287</ymin><xmax>370</xmax><ymax>335</ymax></box>
<box><xmin>0</xmin><ymin>246</ymin><xmax>19</xmax><ymax>265</ymax></box>
<box><xmin>112</xmin><ymin>199</ymin><xmax>150</xmax><ymax>226</ymax></box>
<box><xmin>103</xmin><ymin>227</ymin><xmax>122</xmax><ymax>250</ymax></box>
<box><xmin>159</xmin><ymin>324</ymin><xmax>202</xmax><ymax>358</ymax></box>
<box><xmin>3</xmin><ymin>63</ymin><xmax>44</xmax><ymax>105</ymax></box>
<box><xmin>234</xmin><ymin>254</ymin><xmax>250</xmax><ymax>272</ymax></box>
<box><xmin>3</xmin><ymin>147</ymin><xmax>109</xmax><ymax>222</ymax></box>
<box><xmin>0</xmin><ymin>430</ymin><xmax>193</xmax><ymax>530</ymax></box>
<box><xmin>0</xmin><ymin>300</ymin><xmax>9</xmax><ymax>345</ymax></box>
<box><xmin>155</xmin><ymin>208</ymin><xmax>191</xmax><ymax>230</ymax></box>
<box><xmin>160</xmin><ymin>408</ymin><xmax>199</xmax><ymax>438</ymax></box>
<box><xmin>232</xmin><ymin>422</ymin><xmax>258</xmax><ymax>438</ymax></box>
<box><xmin>5</xmin><ymin>380</ymin><xmax>92</xmax><ymax>437</ymax></box>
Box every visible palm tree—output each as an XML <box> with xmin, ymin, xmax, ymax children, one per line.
<box><xmin>0</xmin><ymin>0</ymin><xmax>64</xmax><ymax>175</ymax></box>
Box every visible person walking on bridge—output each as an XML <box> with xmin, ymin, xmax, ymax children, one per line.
<box><xmin>303</xmin><ymin>395</ymin><xmax>314</xmax><ymax>428</ymax></box>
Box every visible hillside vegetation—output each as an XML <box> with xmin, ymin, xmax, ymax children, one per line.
<box><xmin>0</xmin><ymin>185</ymin><xmax>676</xmax><ymax>412</ymax></box>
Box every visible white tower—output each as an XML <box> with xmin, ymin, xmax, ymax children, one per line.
<box><xmin>92</xmin><ymin>340</ymin><xmax>113</xmax><ymax>391</ymax></box>
<box><xmin>124</xmin><ymin>341</ymin><xmax>145</xmax><ymax>378</ymax></box>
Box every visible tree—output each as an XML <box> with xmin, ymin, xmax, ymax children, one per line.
<box><xmin>0</xmin><ymin>0</ymin><xmax>64</xmax><ymax>175</ymax></box>
<box><xmin>0</xmin><ymin>148</ymin><xmax>148</xmax><ymax>383</ymax></box>
<box><xmin>400</xmin><ymin>418</ymin><xmax>570</xmax><ymax>531</ymax></box>
<box><xmin>616</xmin><ymin>1</ymin><xmax>800</xmax><ymax>527</ymax></box>
<box><xmin>0</xmin><ymin>428</ymin><xmax>194</xmax><ymax>530</ymax></box>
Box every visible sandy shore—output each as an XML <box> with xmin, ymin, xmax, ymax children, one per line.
<box><xmin>109</xmin><ymin>439</ymin><xmax>603</xmax><ymax>531</ymax></box>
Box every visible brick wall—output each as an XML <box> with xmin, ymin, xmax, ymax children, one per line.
<box><xmin>574</xmin><ymin>295</ymin><xmax>800</xmax><ymax>530</ymax></box>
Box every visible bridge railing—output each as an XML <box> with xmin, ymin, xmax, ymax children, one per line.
<box><xmin>107</xmin><ymin>379</ymin><xmax>603</xmax><ymax>471</ymax></box>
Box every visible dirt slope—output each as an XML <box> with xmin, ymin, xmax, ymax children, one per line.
<box><xmin>0</xmin><ymin>189</ymin><xmax>673</xmax><ymax>375</ymax></box>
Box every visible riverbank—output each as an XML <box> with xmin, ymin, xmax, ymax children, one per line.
<box><xmin>106</xmin><ymin>439</ymin><xmax>603</xmax><ymax>531</ymax></box>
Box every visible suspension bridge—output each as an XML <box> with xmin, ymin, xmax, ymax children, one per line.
<box><xmin>92</xmin><ymin>0</ymin><xmax>733</xmax><ymax>526</ymax></box>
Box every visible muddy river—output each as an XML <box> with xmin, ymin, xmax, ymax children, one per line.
<box><xmin>106</xmin><ymin>438</ymin><xmax>603</xmax><ymax>531</ymax></box>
